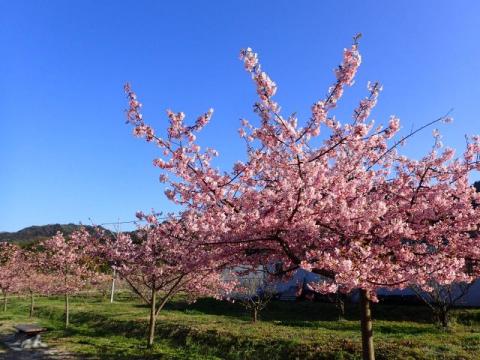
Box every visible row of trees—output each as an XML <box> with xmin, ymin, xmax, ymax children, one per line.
<box><xmin>0</xmin><ymin>232</ymin><xmax>100</xmax><ymax>325</ymax></box>
<box><xmin>0</xmin><ymin>219</ymin><xmax>237</xmax><ymax>348</ymax></box>
<box><xmin>89</xmin><ymin>214</ymin><xmax>236</xmax><ymax>347</ymax></box>
<box><xmin>122</xmin><ymin>34</ymin><xmax>480</xmax><ymax>360</ymax></box>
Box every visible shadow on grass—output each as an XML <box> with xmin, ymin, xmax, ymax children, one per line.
<box><xmin>38</xmin><ymin>308</ymin><xmax>352</xmax><ymax>360</ymax></box>
<box><xmin>166</xmin><ymin>297</ymin><xmax>342</xmax><ymax>322</ymax></box>
<box><xmin>169</xmin><ymin>297</ymin><xmax>437</xmax><ymax>325</ymax></box>
<box><xmin>10</xmin><ymin>297</ymin><xmax>479</xmax><ymax>360</ymax></box>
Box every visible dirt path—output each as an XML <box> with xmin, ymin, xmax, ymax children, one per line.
<box><xmin>0</xmin><ymin>348</ymin><xmax>77</xmax><ymax>360</ymax></box>
<box><xmin>0</xmin><ymin>336</ymin><xmax>77</xmax><ymax>360</ymax></box>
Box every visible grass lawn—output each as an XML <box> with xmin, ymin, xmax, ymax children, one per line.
<box><xmin>1</xmin><ymin>293</ymin><xmax>480</xmax><ymax>359</ymax></box>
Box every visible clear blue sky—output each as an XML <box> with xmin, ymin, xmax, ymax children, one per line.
<box><xmin>1</xmin><ymin>1</ymin><xmax>479</xmax><ymax>232</ymax></box>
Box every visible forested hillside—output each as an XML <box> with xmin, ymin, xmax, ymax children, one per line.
<box><xmin>0</xmin><ymin>224</ymin><xmax>99</xmax><ymax>244</ymax></box>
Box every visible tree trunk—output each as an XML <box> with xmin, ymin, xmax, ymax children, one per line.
<box><xmin>437</xmin><ymin>308</ymin><xmax>449</xmax><ymax>328</ymax></box>
<box><xmin>252</xmin><ymin>307</ymin><xmax>258</xmax><ymax>323</ymax></box>
<box><xmin>360</xmin><ymin>289</ymin><xmax>375</xmax><ymax>360</ymax></box>
<box><xmin>29</xmin><ymin>291</ymin><xmax>35</xmax><ymax>318</ymax></box>
<box><xmin>147</xmin><ymin>288</ymin><xmax>157</xmax><ymax>348</ymax></box>
<box><xmin>110</xmin><ymin>269</ymin><xmax>116</xmax><ymax>303</ymax></box>
<box><xmin>65</xmin><ymin>293</ymin><xmax>70</xmax><ymax>328</ymax></box>
<box><xmin>2</xmin><ymin>292</ymin><xmax>6</xmax><ymax>312</ymax></box>
<box><xmin>336</xmin><ymin>292</ymin><xmax>346</xmax><ymax>320</ymax></box>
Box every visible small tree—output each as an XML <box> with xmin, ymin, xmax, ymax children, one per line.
<box><xmin>231</xmin><ymin>266</ymin><xmax>276</xmax><ymax>323</ymax></box>
<box><xmin>97</xmin><ymin>213</ymin><xmax>233</xmax><ymax>348</ymax></box>
<box><xmin>41</xmin><ymin>230</ymin><xmax>95</xmax><ymax>328</ymax></box>
<box><xmin>16</xmin><ymin>249</ymin><xmax>54</xmax><ymax>318</ymax></box>
<box><xmin>411</xmin><ymin>281</ymin><xmax>474</xmax><ymax>328</ymax></box>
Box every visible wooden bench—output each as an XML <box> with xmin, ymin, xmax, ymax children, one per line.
<box><xmin>14</xmin><ymin>324</ymin><xmax>47</xmax><ymax>336</ymax></box>
<box><xmin>13</xmin><ymin>324</ymin><xmax>48</xmax><ymax>349</ymax></box>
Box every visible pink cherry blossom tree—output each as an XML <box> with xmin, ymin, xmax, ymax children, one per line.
<box><xmin>96</xmin><ymin>213</ymin><xmax>234</xmax><ymax>348</ymax></box>
<box><xmin>123</xmin><ymin>36</ymin><xmax>480</xmax><ymax>359</ymax></box>
<box><xmin>0</xmin><ymin>243</ymin><xmax>20</xmax><ymax>312</ymax></box>
<box><xmin>41</xmin><ymin>230</ymin><xmax>96</xmax><ymax>328</ymax></box>
<box><xmin>16</xmin><ymin>249</ymin><xmax>56</xmax><ymax>318</ymax></box>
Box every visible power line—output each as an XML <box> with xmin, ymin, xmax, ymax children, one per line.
<box><xmin>90</xmin><ymin>213</ymin><xmax>183</xmax><ymax>228</ymax></box>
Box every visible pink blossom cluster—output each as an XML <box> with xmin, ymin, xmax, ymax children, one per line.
<box><xmin>41</xmin><ymin>230</ymin><xmax>98</xmax><ymax>296</ymax></box>
<box><xmin>93</xmin><ymin>213</ymin><xmax>235</xmax><ymax>305</ymax></box>
<box><xmin>0</xmin><ymin>243</ymin><xmax>61</xmax><ymax>305</ymax></box>
<box><xmin>0</xmin><ymin>243</ymin><xmax>21</xmax><ymax>298</ymax></box>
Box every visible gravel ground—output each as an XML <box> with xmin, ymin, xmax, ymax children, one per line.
<box><xmin>0</xmin><ymin>334</ymin><xmax>77</xmax><ymax>360</ymax></box>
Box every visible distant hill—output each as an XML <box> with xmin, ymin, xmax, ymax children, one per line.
<box><xmin>0</xmin><ymin>223</ymin><xmax>102</xmax><ymax>244</ymax></box>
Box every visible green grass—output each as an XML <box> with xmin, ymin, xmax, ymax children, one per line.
<box><xmin>1</xmin><ymin>293</ymin><xmax>480</xmax><ymax>359</ymax></box>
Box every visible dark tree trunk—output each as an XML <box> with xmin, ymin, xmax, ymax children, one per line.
<box><xmin>436</xmin><ymin>308</ymin><xmax>449</xmax><ymax>328</ymax></box>
<box><xmin>147</xmin><ymin>288</ymin><xmax>157</xmax><ymax>348</ymax></box>
<box><xmin>360</xmin><ymin>289</ymin><xmax>375</xmax><ymax>360</ymax></box>
<box><xmin>336</xmin><ymin>292</ymin><xmax>346</xmax><ymax>320</ymax></box>
<box><xmin>29</xmin><ymin>291</ymin><xmax>35</xmax><ymax>318</ymax></box>
<box><xmin>65</xmin><ymin>293</ymin><xmax>70</xmax><ymax>328</ymax></box>
<box><xmin>2</xmin><ymin>292</ymin><xmax>6</xmax><ymax>312</ymax></box>
<box><xmin>252</xmin><ymin>307</ymin><xmax>258</xmax><ymax>323</ymax></box>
